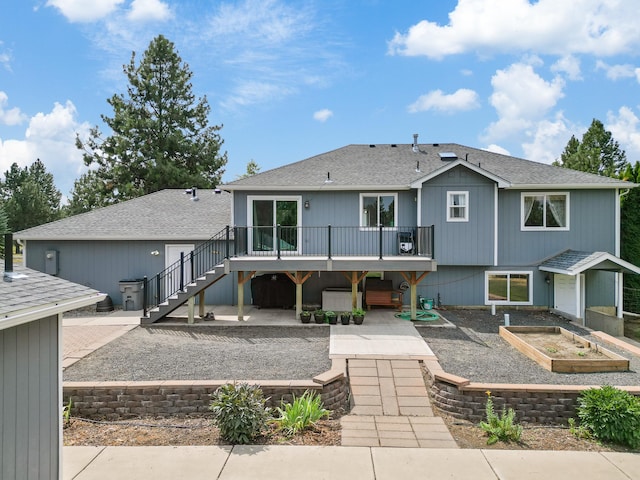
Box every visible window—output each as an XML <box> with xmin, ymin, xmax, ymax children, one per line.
<box><xmin>360</xmin><ymin>193</ymin><xmax>397</xmax><ymax>228</ymax></box>
<box><xmin>485</xmin><ymin>271</ymin><xmax>532</xmax><ymax>305</ymax></box>
<box><xmin>522</xmin><ymin>193</ymin><xmax>569</xmax><ymax>230</ymax></box>
<box><xmin>248</xmin><ymin>196</ymin><xmax>301</xmax><ymax>253</ymax></box>
<box><xmin>447</xmin><ymin>191</ymin><xmax>468</xmax><ymax>222</ymax></box>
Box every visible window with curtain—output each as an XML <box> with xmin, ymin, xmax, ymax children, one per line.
<box><xmin>522</xmin><ymin>193</ymin><xmax>569</xmax><ymax>230</ymax></box>
<box><xmin>447</xmin><ymin>191</ymin><xmax>468</xmax><ymax>222</ymax></box>
<box><xmin>486</xmin><ymin>271</ymin><xmax>532</xmax><ymax>304</ymax></box>
<box><xmin>360</xmin><ymin>193</ymin><xmax>397</xmax><ymax>228</ymax></box>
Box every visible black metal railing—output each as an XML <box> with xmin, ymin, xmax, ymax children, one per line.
<box><xmin>143</xmin><ymin>224</ymin><xmax>434</xmax><ymax>316</ymax></box>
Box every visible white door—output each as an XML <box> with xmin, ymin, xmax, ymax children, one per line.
<box><xmin>165</xmin><ymin>244</ymin><xmax>194</xmax><ymax>293</ymax></box>
<box><xmin>554</xmin><ymin>274</ymin><xmax>586</xmax><ymax>320</ymax></box>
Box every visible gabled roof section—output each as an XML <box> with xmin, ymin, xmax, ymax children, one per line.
<box><xmin>539</xmin><ymin>250</ymin><xmax>640</xmax><ymax>275</ymax></box>
<box><xmin>224</xmin><ymin>143</ymin><xmax>635</xmax><ymax>191</ymax></box>
<box><xmin>410</xmin><ymin>159</ymin><xmax>511</xmax><ymax>188</ymax></box>
<box><xmin>16</xmin><ymin>189</ymin><xmax>231</xmax><ymax>241</ymax></box>
<box><xmin>1</xmin><ymin>265</ymin><xmax>105</xmax><ymax>330</ymax></box>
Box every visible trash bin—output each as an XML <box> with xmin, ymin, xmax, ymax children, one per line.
<box><xmin>398</xmin><ymin>231</ymin><xmax>414</xmax><ymax>255</ymax></box>
<box><xmin>119</xmin><ymin>279</ymin><xmax>144</xmax><ymax>311</ymax></box>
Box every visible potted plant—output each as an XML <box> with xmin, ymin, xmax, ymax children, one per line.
<box><xmin>313</xmin><ymin>309</ymin><xmax>325</xmax><ymax>324</ymax></box>
<box><xmin>300</xmin><ymin>310</ymin><xmax>312</xmax><ymax>323</ymax></box>
<box><xmin>325</xmin><ymin>310</ymin><xmax>337</xmax><ymax>325</ymax></box>
<box><xmin>352</xmin><ymin>308</ymin><xmax>366</xmax><ymax>325</ymax></box>
<box><xmin>340</xmin><ymin>311</ymin><xmax>351</xmax><ymax>325</ymax></box>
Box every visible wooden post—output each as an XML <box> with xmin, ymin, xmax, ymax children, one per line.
<box><xmin>401</xmin><ymin>271</ymin><xmax>430</xmax><ymax>321</ymax></box>
<box><xmin>341</xmin><ymin>271</ymin><xmax>368</xmax><ymax>310</ymax></box>
<box><xmin>236</xmin><ymin>271</ymin><xmax>256</xmax><ymax>321</ymax></box>
<box><xmin>198</xmin><ymin>291</ymin><xmax>205</xmax><ymax>318</ymax></box>
<box><xmin>284</xmin><ymin>272</ymin><xmax>314</xmax><ymax>319</ymax></box>
<box><xmin>187</xmin><ymin>296</ymin><xmax>195</xmax><ymax>324</ymax></box>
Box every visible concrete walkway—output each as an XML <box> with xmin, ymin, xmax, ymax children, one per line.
<box><xmin>63</xmin><ymin>445</ymin><xmax>640</xmax><ymax>480</ymax></box>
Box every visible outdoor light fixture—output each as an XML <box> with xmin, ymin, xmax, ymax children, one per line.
<box><xmin>545</xmin><ymin>275</ymin><xmax>551</xmax><ymax>284</ymax></box>
<box><xmin>304</xmin><ymin>200</ymin><xmax>310</xmax><ymax>209</ymax></box>
<box><xmin>151</xmin><ymin>250</ymin><xmax>160</xmax><ymax>256</ymax></box>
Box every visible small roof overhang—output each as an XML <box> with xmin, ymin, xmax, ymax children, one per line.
<box><xmin>539</xmin><ymin>250</ymin><xmax>640</xmax><ymax>276</ymax></box>
<box><xmin>410</xmin><ymin>159</ymin><xmax>511</xmax><ymax>189</ymax></box>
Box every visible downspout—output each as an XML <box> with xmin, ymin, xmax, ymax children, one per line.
<box><xmin>616</xmin><ymin>188</ymin><xmax>629</xmax><ymax>317</ymax></box>
<box><xmin>494</xmin><ymin>184</ymin><xmax>498</xmax><ymax>267</ymax></box>
<box><xmin>416</xmin><ymin>186</ymin><xmax>422</xmax><ymax>227</ymax></box>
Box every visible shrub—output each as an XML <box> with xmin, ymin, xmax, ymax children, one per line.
<box><xmin>274</xmin><ymin>390</ymin><xmax>330</xmax><ymax>437</ymax></box>
<box><xmin>209</xmin><ymin>383</ymin><xmax>271</xmax><ymax>444</ymax></box>
<box><xmin>479</xmin><ymin>391</ymin><xmax>522</xmax><ymax>445</ymax></box>
<box><xmin>577</xmin><ymin>385</ymin><xmax>640</xmax><ymax>449</ymax></box>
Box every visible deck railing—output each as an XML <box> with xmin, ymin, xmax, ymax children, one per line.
<box><xmin>143</xmin><ymin>225</ymin><xmax>434</xmax><ymax>315</ymax></box>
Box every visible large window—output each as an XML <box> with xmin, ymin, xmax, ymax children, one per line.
<box><xmin>522</xmin><ymin>193</ymin><xmax>569</xmax><ymax>230</ymax></box>
<box><xmin>447</xmin><ymin>191</ymin><xmax>468</xmax><ymax>222</ymax></box>
<box><xmin>485</xmin><ymin>271</ymin><xmax>532</xmax><ymax>305</ymax></box>
<box><xmin>360</xmin><ymin>193</ymin><xmax>397</xmax><ymax>228</ymax></box>
<box><xmin>248</xmin><ymin>196</ymin><xmax>301</xmax><ymax>253</ymax></box>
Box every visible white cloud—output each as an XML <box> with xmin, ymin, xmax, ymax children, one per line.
<box><xmin>408</xmin><ymin>88</ymin><xmax>479</xmax><ymax>113</ymax></box>
<box><xmin>596</xmin><ymin>60</ymin><xmax>638</xmax><ymax>80</ymax></box>
<box><xmin>220</xmin><ymin>81</ymin><xmax>296</xmax><ymax>111</ymax></box>
<box><xmin>127</xmin><ymin>0</ymin><xmax>171</xmax><ymax>22</ymax></box>
<box><xmin>606</xmin><ymin>106</ymin><xmax>640</xmax><ymax>161</ymax></box>
<box><xmin>484</xmin><ymin>144</ymin><xmax>510</xmax><ymax>156</ymax></box>
<box><xmin>485</xmin><ymin>63</ymin><xmax>565</xmax><ymax>140</ymax></box>
<box><xmin>0</xmin><ymin>101</ymin><xmax>90</xmax><ymax>196</ymax></box>
<box><xmin>0</xmin><ymin>92</ymin><xmax>27</xmax><ymax>126</ymax></box>
<box><xmin>522</xmin><ymin>113</ymin><xmax>575</xmax><ymax>164</ymax></box>
<box><xmin>313</xmin><ymin>109</ymin><xmax>333</xmax><ymax>122</ymax></box>
<box><xmin>388</xmin><ymin>0</ymin><xmax>640</xmax><ymax>59</ymax></box>
<box><xmin>46</xmin><ymin>0</ymin><xmax>124</xmax><ymax>23</ymax></box>
<box><xmin>551</xmin><ymin>55</ymin><xmax>582</xmax><ymax>81</ymax></box>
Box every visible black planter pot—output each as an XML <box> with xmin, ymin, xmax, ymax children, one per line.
<box><xmin>353</xmin><ymin>315</ymin><xmax>365</xmax><ymax>325</ymax></box>
<box><xmin>327</xmin><ymin>314</ymin><xmax>337</xmax><ymax>325</ymax></box>
<box><xmin>314</xmin><ymin>313</ymin><xmax>325</xmax><ymax>324</ymax></box>
<box><xmin>340</xmin><ymin>314</ymin><xmax>350</xmax><ymax>325</ymax></box>
<box><xmin>300</xmin><ymin>312</ymin><xmax>311</xmax><ymax>324</ymax></box>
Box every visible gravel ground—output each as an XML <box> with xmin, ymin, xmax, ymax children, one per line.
<box><xmin>419</xmin><ymin>309</ymin><xmax>640</xmax><ymax>386</ymax></box>
<box><xmin>63</xmin><ymin>325</ymin><xmax>331</xmax><ymax>381</ymax></box>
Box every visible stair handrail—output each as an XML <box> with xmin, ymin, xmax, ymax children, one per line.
<box><xmin>143</xmin><ymin>226</ymin><xmax>231</xmax><ymax>315</ymax></box>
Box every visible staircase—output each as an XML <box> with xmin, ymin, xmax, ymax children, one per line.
<box><xmin>142</xmin><ymin>267</ymin><xmax>226</xmax><ymax>324</ymax></box>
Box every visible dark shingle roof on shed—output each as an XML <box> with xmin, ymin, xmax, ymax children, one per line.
<box><xmin>16</xmin><ymin>189</ymin><xmax>231</xmax><ymax>241</ymax></box>
<box><xmin>224</xmin><ymin>143</ymin><xmax>632</xmax><ymax>190</ymax></box>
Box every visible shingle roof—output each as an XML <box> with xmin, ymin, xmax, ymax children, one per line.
<box><xmin>16</xmin><ymin>189</ymin><xmax>231</xmax><ymax>241</ymax></box>
<box><xmin>224</xmin><ymin>143</ymin><xmax>633</xmax><ymax>190</ymax></box>
<box><xmin>539</xmin><ymin>250</ymin><xmax>640</xmax><ymax>275</ymax></box>
<box><xmin>1</xmin><ymin>265</ymin><xmax>104</xmax><ymax>329</ymax></box>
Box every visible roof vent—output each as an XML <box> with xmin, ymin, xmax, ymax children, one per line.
<box><xmin>412</xmin><ymin>134</ymin><xmax>419</xmax><ymax>153</ymax></box>
<box><xmin>439</xmin><ymin>152</ymin><xmax>458</xmax><ymax>161</ymax></box>
<box><xmin>185</xmin><ymin>187</ymin><xmax>199</xmax><ymax>201</ymax></box>
<box><xmin>369</xmin><ymin>144</ymin><xmax>376</xmax><ymax>148</ymax></box>
<box><xmin>391</xmin><ymin>144</ymin><xmax>397</xmax><ymax>148</ymax></box>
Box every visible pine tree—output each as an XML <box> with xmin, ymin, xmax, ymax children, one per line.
<box><xmin>75</xmin><ymin>34</ymin><xmax>227</xmax><ymax>205</ymax></box>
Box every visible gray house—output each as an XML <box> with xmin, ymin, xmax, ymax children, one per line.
<box><xmin>219</xmin><ymin>138</ymin><xmax>640</xmax><ymax>323</ymax></box>
<box><xmin>1</xmin><ymin>244</ymin><xmax>105</xmax><ymax>479</ymax></box>
<box><xmin>16</xmin><ymin>189</ymin><xmax>234</xmax><ymax>309</ymax></box>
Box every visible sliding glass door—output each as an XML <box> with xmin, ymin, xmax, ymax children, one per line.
<box><xmin>249</xmin><ymin>196</ymin><xmax>301</xmax><ymax>254</ymax></box>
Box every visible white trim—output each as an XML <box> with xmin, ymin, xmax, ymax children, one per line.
<box><xmin>521</xmin><ymin>192</ymin><xmax>570</xmax><ymax>231</ymax></box>
<box><xmin>230</xmin><ymin>190</ymin><xmax>235</xmax><ymax>228</ymax></box>
<box><xmin>247</xmin><ymin>195</ymin><xmax>302</xmax><ymax>255</ymax></box>
<box><xmin>359</xmin><ymin>192</ymin><xmax>398</xmax><ymax>228</ymax></box>
<box><xmin>485</xmin><ymin>270</ymin><xmax>533</xmax><ymax>305</ymax></box>
<box><xmin>57</xmin><ymin>312</ymin><xmax>63</xmax><ymax>479</ymax></box>
<box><xmin>446</xmin><ymin>191</ymin><xmax>469</xmax><ymax>222</ymax></box>
<box><xmin>416</xmin><ymin>186</ymin><xmax>422</xmax><ymax>227</ymax></box>
<box><xmin>494</xmin><ymin>184</ymin><xmax>498</xmax><ymax>267</ymax></box>
<box><xmin>409</xmin><ymin>159</ymin><xmax>511</xmax><ymax>188</ymax></box>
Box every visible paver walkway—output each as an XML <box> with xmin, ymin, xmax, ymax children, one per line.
<box><xmin>331</xmin><ymin>321</ymin><xmax>458</xmax><ymax>448</ymax></box>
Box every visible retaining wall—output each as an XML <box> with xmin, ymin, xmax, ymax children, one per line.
<box><xmin>422</xmin><ymin>359</ymin><xmax>640</xmax><ymax>424</ymax></box>
<box><xmin>64</xmin><ymin>360</ymin><xmax>349</xmax><ymax>420</ymax></box>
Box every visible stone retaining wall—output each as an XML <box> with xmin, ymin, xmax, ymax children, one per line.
<box><xmin>422</xmin><ymin>359</ymin><xmax>640</xmax><ymax>424</ymax></box>
<box><xmin>64</xmin><ymin>360</ymin><xmax>349</xmax><ymax>420</ymax></box>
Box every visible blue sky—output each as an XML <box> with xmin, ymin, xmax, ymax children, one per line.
<box><xmin>2</xmin><ymin>0</ymin><xmax>640</xmax><ymax>199</ymax></box>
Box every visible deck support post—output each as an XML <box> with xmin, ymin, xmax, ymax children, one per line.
<box><xmin>341</xmin><ymin>271</ymin><xmax>368</xmax><ymax>310</ymax></box>
<box><xmin>237</xmin><ymin>271</ymin><xmax>255</xmax><ymax>321</ymax></box>
<box><xmin>400</xmin><ymin>271</ymin><xmax>430</xmax><ymax>321</ymax></box>
<box><xmin>284</xmin><ymin>271</ymin><xmax>314</xmax><ymax>318</ymax></box>
<box><xmin>187</xmin><ymin>296</ymin><xmax>195</xmax><ymax>324</ymax></box>
<box><xmin>198</xmin><ymin>291</ymin><xmax>205</xmax><ymax>318</ymax></box>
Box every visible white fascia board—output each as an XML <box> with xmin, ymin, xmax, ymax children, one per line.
<box><xmin>538</xmin><ymin>266</ymin><xmax>576</xmax><ymax>275</ymax></box>
<box><xmin>0</xmin><ymin>293</ymin><xmax>107</xmax><ymax>331</ymax></box>
<box><xmin>509</xmin><ymin>183</ymin><xmax>637</xmax><ymax>190</ymax></box>
<box><xmin>223</xmin><ymin>184</ymin><xmax>411</xmax><ymax>191</ymax></box>
<box><xmin>16</xmin><ymin>235</ymin><xmax>219</xmax><ymax>241</ymax></box>
<box><xmin>410</xmin><ymin>160</ymin><xmax>511</xmax><ymax>188</ymax></box>
<box><xmin>578</xmin><ymin>253</ymin><xmax>640</xmax><ymax>275</ymax></box>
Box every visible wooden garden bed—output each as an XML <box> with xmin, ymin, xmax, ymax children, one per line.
<box><xmin>499</xmin><ymin>326</ymin><xmax>630</xmax><ymax>373</ymax></box>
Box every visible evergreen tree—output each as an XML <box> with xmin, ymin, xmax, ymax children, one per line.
<box><xmin>555</xmin><ymin>119</ymin><xmax>628</xmax><ymax>177</ymax></box>
<box><xmin>0</xmin><ymin>159</ymin><xmax>62</xmax><ymax>233</ymax></box>
<box><xmin>75</xmin><ymin>34</ymin><xmax>227</xmax><ymax>205</ymax></box>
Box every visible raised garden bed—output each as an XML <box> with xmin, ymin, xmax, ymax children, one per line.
<box><xmin>499</xmin><ymin>326</ymin><xmax>630</xmax><ymax>373</ymax></box>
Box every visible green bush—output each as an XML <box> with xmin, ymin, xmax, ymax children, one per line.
<box><xmin>577</xmin><ymin>385</ymin><xmax>640</xmax><ymax>449</ymax></box>
<box><xmin>209</xmin><ymin>383</ymin><xmax>271</xmax><ymax>444</ymax></box>
<box><xmin>479</xmin><ymin>391</ymin><xmax>522</xmax><ymax>445</ymax></box>
<box><xmin>274</xmin><ymin>390</ymin><xmax>330</xmax><ymax>437</ymax></box>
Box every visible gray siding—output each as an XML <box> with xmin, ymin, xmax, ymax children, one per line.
<box><xmin>25</xmin><ymin>240</ymin><xmax>235</xmax><ymax>306</ymax></box>
<box><xmin>422</xmin><ymin>167</ymin><xmax>495</xmax><ymax>265</ymax></box>
<box><xmin>585</xmin><ymin>270</ymin><xmax>616</xmax><ymax>307</ymax></box>
<box><xmin>1</xmin><ymin>316</ymin><xmax>59</xmax><ymax>480</ymax></box>
<box><xmin>498</xmin><ymin>189</ymin><xmax>617</xmax><ymax>265</ymax></box>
